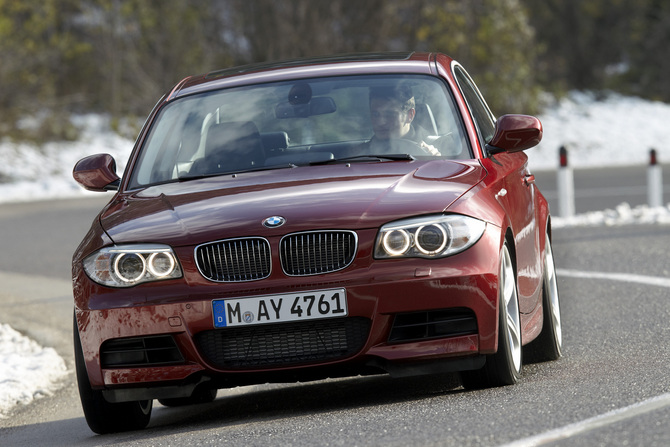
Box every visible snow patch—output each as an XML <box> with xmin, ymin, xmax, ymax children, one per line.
<box><xmin>0</xmin><ymin>324</ymin><xmax>68</xmax><ymax>418</ymax></box>
<box><xmin>527</xmin><ymin>91</ymin><xmax>670</xmax><ymax>169</ymax></box>
<box><xmin>553</xmin><ymin>202</ymin><xmax>670</xmax><ymax>228</ymax></box>
<box><xmin>0</xmin><ymin>114</ymin><xmax>133</xmax><ymax>204</ymax></box>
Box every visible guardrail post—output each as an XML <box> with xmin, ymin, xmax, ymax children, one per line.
<box><xmin>557</xmin><ymin>146</ymin><xmax>575</xmax><ymax>217</ymax></box>
<box><xmin>647</xmin><ymin>149</ymin><xmax>663</xmax><ymax>207</ymax></box>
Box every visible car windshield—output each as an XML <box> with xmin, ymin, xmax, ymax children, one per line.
<box><xmin>128</xmin><ymin>74</ymin><xmax>471</xmax><ymax>189</ymax></box>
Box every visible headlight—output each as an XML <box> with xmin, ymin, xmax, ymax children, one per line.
<box><xmin>374</xmin><ymin>215</ymin><xmax>486</xmax><ymax>259</ymax></box>
<box><xmin>83</xmin><ymin>244</ymin><xmax>182</xmax><ymax>287</ymax></box>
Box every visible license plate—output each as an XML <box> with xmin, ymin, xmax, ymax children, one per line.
<box><xmin>212</xmin><ymin>288</ymin><xmax>347</xmax><ymax>328</ymax></box>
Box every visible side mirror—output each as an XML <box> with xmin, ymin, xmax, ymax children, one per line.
<box><xmin>486</xmin><ymin>114</ymin><xmax>543</xmax><ymax>154</ymax></box>
<box><xmin>73</xmin><ymin>153</ymin><xmax>120</xmax><ymax>192</ymax></box>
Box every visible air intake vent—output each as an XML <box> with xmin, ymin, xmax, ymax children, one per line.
<box><xmin>100</xmin><ymin>335</ymin><xmax>184</xmax><ymax>368</ymax></box>
<box><xmin>388</xmin><ymin>309</ymin><xmax>477</xmax><ymax>343</ymax></box>
<box><xmin>280</xmin><ymin>231</ymin><xmax>357</xmax><ymax>276</ymax></box>
<box><xmin>196</xmin><ymin>237</ymin><xmax>271</xmax><ymax>282</ymax></box>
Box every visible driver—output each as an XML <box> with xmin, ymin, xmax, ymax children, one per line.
<box><xmin>368</xmin><ymin>85</ymin><xmax>441</xmax><ymax>155</ymax></box>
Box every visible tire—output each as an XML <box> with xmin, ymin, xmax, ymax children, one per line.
<box><xmin>460</xmin><ymin>242</ymin><xmax>522</xmax><ymax>389</ymax></box>
<box><xmin>526</xmin><ymin>234</ymin><xmax>563</xmax><ymax>362</ymax></box>
<box><xmin>73</xmin><ymin>314</ymin><xmax>152</xmax><ymax>434</ymax></box>
<box><xmin>158</xmin><ymin>387</ymin><xmax>217</xmax><ymax>407</ymax></box>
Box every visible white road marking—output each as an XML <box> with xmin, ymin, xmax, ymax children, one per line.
<box><xmin>498</xmin><ymin>393</ymin><xmax>670</xmax><ymax>447</ymax></box>
<box><xmin>557</xmin><ymin>268</ymin><xmax>670</xmax><ymax>288</ymax></box>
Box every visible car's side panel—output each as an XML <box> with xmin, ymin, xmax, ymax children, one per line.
<box><xmin>493</xmin><ymin>151</ymin><xmax>543</xmax><ymax>313</ymax></box>
<box><xmin>447</xmin><ymin>154</ymin><xmax>547</xmax><ymax>337</ymax></box>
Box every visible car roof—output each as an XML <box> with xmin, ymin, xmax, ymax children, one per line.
<box><xmin>167</xmin><ymin>52</ymin><xmax>453</xmax><ymax>100</ymax></box>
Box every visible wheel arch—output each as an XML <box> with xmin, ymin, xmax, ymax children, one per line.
<box><xmin>503</xmin><ymin>227</ymin><xmax>517</xmax><ymax>278</ymax></box>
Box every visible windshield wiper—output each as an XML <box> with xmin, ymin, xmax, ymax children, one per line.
<box><xmin>310</xmin><ymin>153</ymin><xmax>415</xmax><ymax>166</ymax></box>
<box><xmin>178</xmin><ymin>163</ymin><xmax>298</xmax><ymax>182</ymax></box>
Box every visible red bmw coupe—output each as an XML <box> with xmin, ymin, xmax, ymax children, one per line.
<box><xmin>72</xmin><ymin>52</ymin><xmax>562</xmax><ymax>434</ymax></box>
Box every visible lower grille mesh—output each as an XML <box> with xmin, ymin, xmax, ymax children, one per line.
<box><xmin>195</xmin><ymin>317</ymin><xmax>370</xmax><ymax>369</ymax></box>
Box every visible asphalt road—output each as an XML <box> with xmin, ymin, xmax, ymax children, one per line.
<box><xmin>1</xmin><ymin>170</ymin><xmax>669</xmax><ymax>446</ymax></box>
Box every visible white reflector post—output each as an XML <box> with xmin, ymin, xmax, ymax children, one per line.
<box><xmin>647</xmin><ymin>149</ymin><xmax>663</xmax><ymax>208</ymax></box>
<box><xmin>557</xmin><ymin>146</ymin><xmax>575</xmax><ymax>218</ymax></box>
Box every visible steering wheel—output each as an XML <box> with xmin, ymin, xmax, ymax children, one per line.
<box><xmin>394</xmin><ymin>139</ymin><xmax>438</xmax><ymax>156</ymax></box>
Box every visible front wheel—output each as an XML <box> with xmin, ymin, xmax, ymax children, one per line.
<box><xmin>74</xmin><ymin>315</ymin><xmax>152</xmax><ymax>434</ymax></box>
<box><xmin>460</xmin><ymin>242</ymin><xmax>522</xmax><ymax>389</ymax></box>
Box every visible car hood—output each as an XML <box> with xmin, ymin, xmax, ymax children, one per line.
<box><xmin>100</xmin><ymin>160</ymin><xmax>486</xmax><ymax>246</ymax></box>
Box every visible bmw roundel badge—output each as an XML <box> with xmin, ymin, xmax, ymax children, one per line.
<box><xmin>263</xmin><ymin>216</ymin><xmax>286</xmax><ymax>228</ymax></box>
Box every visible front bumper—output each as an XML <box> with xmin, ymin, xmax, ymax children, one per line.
<box><xmin>74</xmin><ymin>225</ymin><xmax>502</xmax><ymax>401</ymax></box>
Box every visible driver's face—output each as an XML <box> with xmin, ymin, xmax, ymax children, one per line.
<box><xmin>370</xmin><ymin>98</ymin><xmax>413</xmax><ymax>139</ymax></box>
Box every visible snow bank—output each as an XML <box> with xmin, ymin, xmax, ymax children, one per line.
<box><xmin>553</xmin><ymin>202</ymin><xmax>670</xmax><ymax>228</ymax></box>
<box><xmin>528</xmin><ymin>91</ymin><xmax>670</xmax><ymax>169</ymax></box>
<box><xmin>0</xmin><ymin>324</ymin><xmax>68</xmax><ymax>418</ymax></box>
<box><xmin>0</xmin><ymin>115</ymin><xmax>133</xmax><ymax>204</ymax></box>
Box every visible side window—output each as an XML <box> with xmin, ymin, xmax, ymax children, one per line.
<box><xmin>454</xmin><ymin>66</ymin><xmax>495</xmax><ymax>145</ymax></box>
